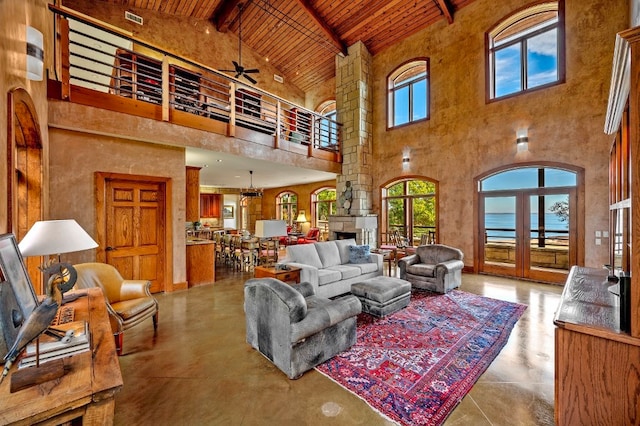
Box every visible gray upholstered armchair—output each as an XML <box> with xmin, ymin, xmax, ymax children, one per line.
<box><xmin>398</xmin><ymin>244</ymin><xmax>464</xmax><ymax>293</ymax></box>
<box><xmin>244</xmin><ymin>278</ymin><xmax>361</xmax><ymax>379</ymax></box>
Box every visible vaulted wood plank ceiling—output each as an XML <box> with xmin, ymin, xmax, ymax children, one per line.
<box><xmin>98</xmin><ymin>0</ymin><xmax>478</xmax><ymax>91</ymax></box>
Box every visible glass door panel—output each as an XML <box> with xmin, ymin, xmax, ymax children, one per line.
<box><xmin>411</xmin><ymin>196</ymin><xmax>436</xmax><ymax>246</ymax></box>
<box><xmin>481</xmin><ymin>195</ymin><xmax>519</xmax><ymax>276</ymax></box>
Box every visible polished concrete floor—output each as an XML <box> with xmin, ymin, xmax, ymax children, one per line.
<box><xmin>114</xmin><ymin>265</ymin><xmax>562</xmax><ymax>425</ymax></box>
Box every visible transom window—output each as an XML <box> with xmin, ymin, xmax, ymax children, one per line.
<box><xmin>487</xmin><ymin>1</ymin><xmax>564</xmax><ymax>100</ymax></box>
<box><xmin>276</xmin><ymin>192</ymin><xmax>298</xmax><ymax>226</ymax></box>
<box><xmin>387</xmin><ymin>59</ymin><xmax>429</xmax><ymax>128</ymax></box>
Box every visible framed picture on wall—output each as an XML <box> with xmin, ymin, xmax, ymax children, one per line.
<box><xmin>0</xmin><ymin>233</ymin><xmax>39</xmax><ymax>360</ymax></box>
<box><xmin>223</xmin><ymin>205</ymin><xmax>234</xmax><ymax>219</ymax></box>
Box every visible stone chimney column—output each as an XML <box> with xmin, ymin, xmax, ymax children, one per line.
<box><xmin>336</xmin><ymin>41</ymin><xmax>373</xmax><ymax>216</ymax></box>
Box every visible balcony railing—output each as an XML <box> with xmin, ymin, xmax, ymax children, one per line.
<box><xmin>49</xmin><ymin>5</ymin><xmax>341</xmax><ymax>163</ymax></box>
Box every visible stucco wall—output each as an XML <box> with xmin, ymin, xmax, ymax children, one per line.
<box><xmin>48</xmin><ymin>126</ymin><xmax>187</xmax><ymax>286</ymax></box>
<box><xmin>0</xmin><ymin>0</ymin><xmax>51</xmax><ymax>232</ymax></box>
<box><xmin>370</xmin><ymin>0</ymin><xmax>628</xmax><ymax>268</ymax></box>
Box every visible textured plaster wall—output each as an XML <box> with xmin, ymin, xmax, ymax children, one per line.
<box><xmin>370</xmin><ymin>0</ymin><xmax>628</xmax><ymax>268</ymax></box>
<box><xmin>0</xmin><ymin>0</ymin><xmax>51</xmax><ymax>232</ymax></box>
<box><xmin>62</xmin><ymin>0</ymin><xmax>305</xmax><ymax>104</ymax></box>
<box><xmin>48</xmin><ymin>127</ymin><xmax>187</xmax><ymax>285</ymax></box>
<box><xmin>305</xmin><ymin>77</ymin><xmax>336</xmax><ymax>111</ymax></box>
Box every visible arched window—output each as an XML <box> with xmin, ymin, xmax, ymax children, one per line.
<box><xmin>276</xmin><ymin>192</ymin><xmax>298</xmax><ymax>226</ymax></box>
<box><xmin>387</xmin><ymin>59</ymin><xmax>429</xmax><ymax>129</ymax></box>
<box><xmin>312</xmin><ymin>187</ymin><xmax>336</xmax><ymax>231</ymax></box>
<box><xmin>381</xmin><ymin>177</ymin><xmax>437</xmax><ymax>246</ymax></box>
<box><xmin>316</xmin><ymin>100</ymin><xmax>338</xmax><ymax>149</ymax></box>
<box><xmin>487</xmin><ymin>1</ymin><xmax>564</xmax><ymax>100</ymax></box>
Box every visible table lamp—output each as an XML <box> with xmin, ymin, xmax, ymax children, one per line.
<box><xmin>254</xmin><ymin>220</ymin><xmax>287</xmax><ymax>240</ymax></box>
<box><xmin>19</xmin><ymin>219</ymin><xmax>98</xmax><ymax>292</ymax></box>
<box><xmin>293</xmin><ymin>211</ymin><xmax>307</xmax><ymax>233</ymax></box>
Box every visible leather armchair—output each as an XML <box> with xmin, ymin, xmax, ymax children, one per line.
<box><xmin>74</xmin><ymin>263</ymin><xmax>158</xmax><ymax>355</ymax></box>
<box><xmin>244</xmin><ymin>277</ymin><xmax>361</xmax><ymax>379</ymax></box>
<box><xmin>398</xmin><ymin>244</ymin><xmax>464</xmax><ymax>293</ymax></box>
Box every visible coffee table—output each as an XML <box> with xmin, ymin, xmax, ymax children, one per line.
<box><xmin>254</xmin><ymin>265</ymin><xmax>301</xmax><ymax>284</ymax></box>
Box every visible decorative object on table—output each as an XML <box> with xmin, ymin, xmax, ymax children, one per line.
<box><xmin>398</xmin><ymin>244</ymin><xmax>465</xmax><ymax>293</ymax></box>
<box><xmin>244</xmin><ymin>278</ymin><xmax>362</xmax><ymax>379</ymax></box>
<box><xmin>0</xmin><ymin>260</ymin><xmax>75</xmax><ymax>385</ymax></box>
<box><xmin>0</xmin><ymin>234</ymin><xmax>39</xmax><ymax>363</ymax></box>
<box><xmin>18</xmin><ymin>319</ymin><xmax>90</xmax><ymax>369</ymax></box>
<box><xmin>74</xmin><ymin>263</ymin><xmax>158</xmax><ymax>356</ymax></box>
<box><xmin>316</xmin><ymin>290</ymin><xmax>527</xmax><ymax>426</ymax></box>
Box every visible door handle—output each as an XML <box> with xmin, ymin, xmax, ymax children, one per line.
<box><xmin>105</xmin><ymin>246</ymin><xmax>117</xmax><ymax>251</ymax></box>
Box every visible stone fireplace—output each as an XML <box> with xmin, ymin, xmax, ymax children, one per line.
<box><xmin>328</xmin><ymin>215</ymin><xmax>377</xmax><ymax>247</ymax></box>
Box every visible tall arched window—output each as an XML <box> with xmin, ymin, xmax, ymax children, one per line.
<box><xmin>316</xmin><ymin>100</ymin><xmax>338</xmax><ymax>149</ymax></box>
<box><xmin>276</xmin><ymin>192</ymin><xmax>298</xmax><ymax>226</ymax></box>
<box><xmin>387</xmin><ymin>58</ymin><xmax>429</xmax><ymax>129</ymax></box>
<box><xmin>312</xmin><ymin>187</ymin><xmax>336</xmax><ymax>233</ymax></box>
<box><xmin>381</xmin><ymin>177</ymin><xmax>437</xmax><ymax>246</ymax></box>
<box><xmin>487</xmin><ymin>1</ymin><xmax>565</xmax><ymax>100</ymax></box>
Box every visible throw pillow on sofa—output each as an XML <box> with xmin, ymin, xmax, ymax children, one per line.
<box><xmin>349</xmin><ymin>245</ymin><xmax>371</xmax><ymax>264</ymax></box>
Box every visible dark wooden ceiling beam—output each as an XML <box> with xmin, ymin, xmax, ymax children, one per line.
<box><xmin>211</xmin><ymin>0</ymin><xmax>248</xmax><ymax>32</ymax></box>
<box><xmin>435</xmin><ymin>0</ymin><xmax>454</xmax><ymax>24</ymax></box>
<box><xmin>294</xmin><ymin>0</ymin><xmax>348</xmax><ymax>56</ymax></box>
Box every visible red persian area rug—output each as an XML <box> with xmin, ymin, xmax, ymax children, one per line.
<box><xmin>315</xmin><ymin>289</ymin><xmax>527</xmax><ymax>426</ymax></box>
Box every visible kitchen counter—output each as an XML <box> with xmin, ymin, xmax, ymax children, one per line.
<box><xmin>186</xmin><ymin>239</ymin><xmax>215</xmax><ymax>286</ymax></box>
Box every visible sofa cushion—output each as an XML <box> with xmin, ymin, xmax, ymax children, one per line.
<box><xmin>286</xmin><ymin>244</ymin><xmax>323</xmax><ymax>269</ymax></box>
<box><xmin>317</xmin><ymin>269</ymin><xmax>342</xmax><ymax>286</ymax></box>
<box><xmin>326</xmin><ymin>265</ymin><xmax>362</xmax><ymax>280</ymax></box>
<box><xmin>352</xmin><ymin>262</ymin><xmax>378</xmax><ymax>274</ymax></box>
<box><xmin>334</xmin><ymin>238</ymin><xmax>357</xmax><ymax>264</ymax></box>
<box><xmin>314</xmin><ymin>241</ymin><xmax>341</xmax><ymax>268</ymax></box>
<box><xmin>349</xmin><ymin>245</ymin><xmax>371</xmax><ymax>264</ymax></box>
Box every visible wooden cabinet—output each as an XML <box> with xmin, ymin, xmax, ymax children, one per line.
<box><xmin>200</xmin><ymin>194</ymin><xmax>221</xmax><ymax>218</ymax></box>
<box><xmin>554</xmin><ymin>267</ymin><xmax>640</xmax><ymax>425</ymax></box>
<box><xmin>186</xmin><ymin>241</ymin><xmax>215</xmax><ymax>286</ymax></box>
<box><xmin>185</xmin><ymin>166</ymin><xmax>201</xmax><ymax>222</ymax></box>
<box><xmin>111</xmin><ymin>50</ymin><xmax>162</xmax><ymax>104</ymax></box>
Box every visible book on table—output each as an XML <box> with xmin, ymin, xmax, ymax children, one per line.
<box><xmin>18</xmin><ymin>320</ymin><xmax>91</xmax><ymax>369</ymax></box>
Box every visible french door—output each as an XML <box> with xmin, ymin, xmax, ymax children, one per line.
<box><xmin>479</xmin><ymin>188</ymin><xmax>576</xmax><ymax>283</ymax></box>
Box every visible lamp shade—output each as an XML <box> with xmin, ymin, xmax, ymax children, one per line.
<box><xmin>296</xmin><ymin>211</ymin><xmax>308</xmax><ymax>223</ymax></box>
<box><xmin>254</xmin><ymin>220</ymin><xmax>287</xmax><ymax>238</ymax></box>
<box><xmin>19</xmin><ymin>220</ymin><xmax>98</xmax><ymax>256</ymax></box>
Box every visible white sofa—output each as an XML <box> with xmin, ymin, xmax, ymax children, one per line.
<box><xmin>280</xmin><ymin>239</ymin><xmax>383</xmax><ymax>299</ymax></box>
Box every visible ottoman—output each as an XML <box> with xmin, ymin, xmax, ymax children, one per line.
<box><xmin>351</xmin><ymin>276</ymin><xmax>411</xmax><ymax>318</ymax></box>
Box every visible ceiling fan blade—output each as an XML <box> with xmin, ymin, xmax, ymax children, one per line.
<box><xmin>243</xmin><ymin>73</ymin><xmax>257</xmax><ymax>84</ymax></box>
<box><xmin>244</xmin><ymin>69</ymin><xmax>260</xmax><ymax>74</ymax></box>
<box><xmin>235</xmin><ymin>72</ymin><xmax>242</xmax><ymax>79</ymax></box>
<box><xmin>232</xmin><ymin>61</ymin><xmax>240</xmax><ymax>69</ymax></box>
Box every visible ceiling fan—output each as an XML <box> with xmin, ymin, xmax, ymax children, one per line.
<box><xmin>220</xmin><ymin>3</ymin><xmax>259</xmax><ymax>84</ymax></box>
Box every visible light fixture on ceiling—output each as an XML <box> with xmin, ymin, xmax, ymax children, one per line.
<box><xmin>26</xmin><ymin>26</ymin><xmax>44</xmax><ymax>81</ymax></box>
<box><xmin>240</xmin><ymin>170</ymin><xmax>263</xmax><ymax>199</ymax></box>
<box><xmin>516</xmin><ymin>129</ymin><xmax>529</xmax><ymax>152</ymax></box>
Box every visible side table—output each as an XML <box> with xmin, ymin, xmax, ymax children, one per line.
<box><xmin>254</xmin><ymin>265</ymin><xmax>301</xmax><ymax>284</ymax></box>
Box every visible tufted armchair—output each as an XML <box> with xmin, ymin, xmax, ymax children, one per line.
<box><xmin>74</xmin><ymin>262</ymin><xmax>158</xmax><ymax>355</ymax></box>
<box><xmin>244</xmin><ymin>277</ymin><xmax>361</xmax><ymax>379</ymax></box>
<box><xmin>398</xmin><ymin>244</ymin><xmax>464</xmax><ymax>293</ymax></box>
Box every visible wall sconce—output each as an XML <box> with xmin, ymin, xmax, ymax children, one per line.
<box><xmin>516</xmin><ymin>129</ymin><xmax>529</xmax><ymax>152</ymax></box>
<box><xmin>402</xmin><ymin>148</ymin><xmax>411</xmax><ymax>170</ymax></box>
<box><xmin>26</xmin><ymin>26</ymin><xmax>44</xmax><ymax>81</ymax></box>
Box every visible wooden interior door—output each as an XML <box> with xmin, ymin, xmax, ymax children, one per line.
<box><xmin>97</xmin><ymin>174</ymin><xmax>167</xmax><ymax>293</ymax></box>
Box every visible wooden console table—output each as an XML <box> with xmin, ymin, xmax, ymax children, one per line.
<box><xmin>0</xmin><ymin>287</ymin><xmax>123</xmax><ymax>425</ymax></box>
<box><xmin>554</xmin><ymin>266</ymin><xmax>640</xmax><ymax>425</ymax></box>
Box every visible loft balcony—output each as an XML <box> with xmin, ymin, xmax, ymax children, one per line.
<box><xmin>47</xmin><ymin>6</ymin><xmax>342</xmax><ymax>164</ymax></box>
